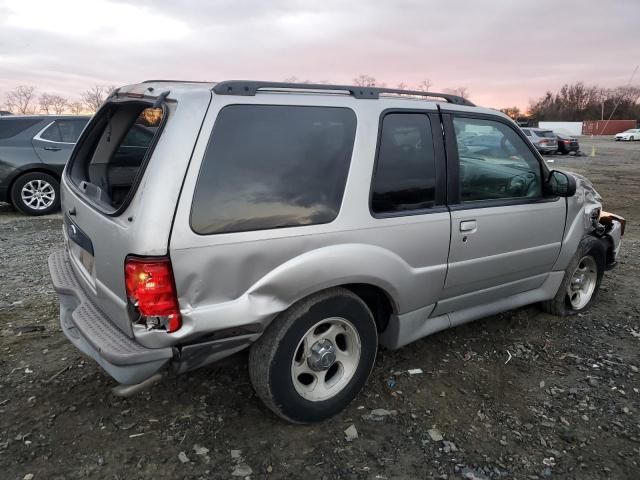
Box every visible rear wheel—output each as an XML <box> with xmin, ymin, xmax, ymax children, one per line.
<box><xmin>248</xmin><ymin>288</ymin><xmax>378</xmax><ymax>423</ymax></box>
<box><xmin>10</xmin><ymin>172</ymin><xmax>60</xmax><ymax>216</ymax></box>
<box><xmin>542</xmin><ymin>237</ymin><xmax>605</xmax><ymax>316</ymax></box>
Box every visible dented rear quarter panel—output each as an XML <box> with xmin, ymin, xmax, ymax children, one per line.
<box><xmin>166</xmin><ymin>94</ymin><xmax>453</xmax><ymax>347</ymax></box>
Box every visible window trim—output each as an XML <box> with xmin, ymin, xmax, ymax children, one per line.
<box><xmin>368</xmin><ymin>108</ymin><xmax>446</xmax><ymax>219</ymax></box>
<box><xmin>189</xmin><ymin>103</ymin><xmax>358</xmax><ymax>236</ymax></box>
<box><xmin>34</xmin><ymin>118</ymin><xmax>89</xmax><ymax>145</ymax></box>
<box><xmin>34</xmin><ymin>121</ymin><xmax>70</xmax><ymax>144</ymax></box>
<box><xmin>65</xmin><ymin>100</ymin><xmax>169</xmax><ymax>217</ymax></box>
<box><xmin>441</xmin><ymin>110</ymin><xmax>554</xmax><ymax>208</ymax></box>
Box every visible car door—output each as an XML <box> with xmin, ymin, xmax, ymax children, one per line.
<box><xmin>432</xmin><ymin>113</ymin><xmax>565</xmax><ymax>317</ymax></box>
<box><xmin>32</xmin><ymin>118</ymin><xmax>88</xmax><ymax>170</ymax></box>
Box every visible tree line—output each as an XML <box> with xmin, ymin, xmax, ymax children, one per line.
<box><xmin>8</xmin><ymin>78</ymin><xmax>637</xmax><ymax>121</ymax></box>
<box><xmin>2</xmin><ymin>77</ymin><xmax>471</xmax><ymax>116</ymax></box>
<box><xmin>500</xmin><ymin>82</ymin><xmax>640</xmax><ymax>121</ymax></box>
<box><xmin>2</xmin><ymin>85</ymin><xmax>116</xmax><ymax>115</ymax></box>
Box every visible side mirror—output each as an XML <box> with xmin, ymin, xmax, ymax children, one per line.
<box><xmin>546</xmin><ymin>170</ymin><xmax>576</xmax><ymax>197</ymax></box>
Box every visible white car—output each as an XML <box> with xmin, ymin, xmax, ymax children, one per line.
<box><xmin>615</xmin><ymin>128</ymin><xmax>640</xmax><ymax>141</ymax></box>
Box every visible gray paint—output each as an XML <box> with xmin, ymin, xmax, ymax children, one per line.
<box><xmin>50</xmin><ymin>81</ymin><xmax>623</xmax><ymax>386</ymax></box>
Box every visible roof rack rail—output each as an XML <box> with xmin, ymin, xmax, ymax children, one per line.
<box><xmin>212</xmin><ymin>80</ymin><xmax>475</xmax><ymax>106</ymax></box>
<box><xmin>142</xmin><ymin>79</ymin><xmax>212</xmax><ymax>84</ymax></box>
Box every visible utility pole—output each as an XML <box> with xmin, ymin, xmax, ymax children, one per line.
<box><xmin>601</xmin><ymin>100</ymin><xmax>604</xmax><ymax>121</ymax></box>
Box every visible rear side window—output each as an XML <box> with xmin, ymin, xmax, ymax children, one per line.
<box><xmin>0</xmin><ymin>118</ymin><xmax>41</xmax><ymax>139</ymax></box>
<box><xmin>67</xmin><ymin>104</ymin><xmax>164</xmax><ymax>212</ymax></box>
<box><xmin>453</xmin><ymin>117</ymin><xmax>542</xmax><ymax>202</ymax></box>
<box><xmin>191</xmin><ymin>105</ymin><xmax>356</xmax><ymax>235</ymax></box>
<box><xmin>371</xmin><ymin>113</ymin><xmax>436</xmax><ymax>214</ymax></box>
<box><xmin>40</xmin><ymin>119</ymin><xmax>88</xmax><ymax>143</ymax></box>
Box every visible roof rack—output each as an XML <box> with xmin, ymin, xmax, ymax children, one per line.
<box><xmin>142</xmin><ymin>79</ymin><xmax>213</xmax><ymax>84</ymax></box>
<box><xmin>212</xmin><ymin>80</ymin><xmax>475</xmax><ymax>106</ymax></box>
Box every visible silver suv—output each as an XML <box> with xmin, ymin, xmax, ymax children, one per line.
<box><xmin>48</xmin><ymin>80</ymin><xmax>625</xmax><ymax>423</ymax></box>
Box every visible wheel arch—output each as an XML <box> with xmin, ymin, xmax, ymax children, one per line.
<box><xmin>8</xmin><ymin>164</ymin><xmax>62</xmax><ymax>199</ymax></box>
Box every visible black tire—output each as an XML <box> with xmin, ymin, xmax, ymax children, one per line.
<box><xmin>541</xmin><ymin>236</ymin><xmax>605</xmax><ymax>316</ymax></box>
<box><xmin>248</xmin><ymin>288</ymin><xmax>378</xmax><ymax>423</ymax></box>
<box><xmin>10</xmin><ymin>172</ymin><xmax>60</xmax><ymax>216</ymax></box>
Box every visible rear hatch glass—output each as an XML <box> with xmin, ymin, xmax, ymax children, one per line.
<box><xmin>537</xmin><ymin>130</ymin><xmax>556</xmax><ymax>138</ymax></box>
<box><xmin>67</xmin><ymin>103</ymin><xmax>164</xmax><ymax>214</ymax></box>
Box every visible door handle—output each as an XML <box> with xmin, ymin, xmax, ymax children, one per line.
<box><xmin>44</xmin><ymin>146</ymin><xmax>61</xmax><ymax>151</ymax></box>
<box><xmin>460</xmin><ymin>220</ymin><xmax>477</xmax><ymax>232</ymax></box>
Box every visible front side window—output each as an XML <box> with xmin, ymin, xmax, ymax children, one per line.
<box><xmin>453</xmin><ymin>117</ymin><xmax>542</xmax><ymax>202</ymax></box>
<box><xmin>191</xmin><ymin>105</ymin><xmax>356</xmax><ymax>235</ymax></box>
<box><xmin>371</xmin><ymin>113</ymin><xmax>436</xmax><ymax>214</ymax></box>
<box><xmin>41</xmin><ymin>119</ymin><xmax>88</xmax><ymax>143</ymax></box>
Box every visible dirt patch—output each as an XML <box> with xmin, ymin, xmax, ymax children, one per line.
<box><xmin>1</xmin><ymin>137</ymin><xmax>639</xmax><ymax>479</ymax></box>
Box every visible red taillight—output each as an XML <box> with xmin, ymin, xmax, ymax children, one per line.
<box><xmin>125</xmin><ymin>256</ymin><xmax>182</xmax><ymax>332</ymax></box>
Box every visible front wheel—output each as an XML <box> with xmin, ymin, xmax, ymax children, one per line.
<box><xmin>248</xmin><ymin>288</ymin><xmax>378</xmax><ymax>423</ymax></box>
<box><xmin>10</xmin><ymin>172</ymin><xmax>60</xmax><ymax>216</ymax></box>
<box><xmin>542</xmin><ymin>237</ymin><xmax>605</xmax><ymax>316</ymax></box>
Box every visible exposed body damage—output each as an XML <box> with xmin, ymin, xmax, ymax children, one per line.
<box><xmin>554</xmin><ymin>172</ymin><xmax>624</xmax><ymax>273</ymax></box>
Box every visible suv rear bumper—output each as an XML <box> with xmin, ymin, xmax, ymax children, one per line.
<box><xmin>48</xmin><ymin>249</ymin><xmax>174</xmax><ymax>384</ymax></box>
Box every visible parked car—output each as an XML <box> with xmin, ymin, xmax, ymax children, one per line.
<box><xmin>615</xmin><ymin>128</ymin><xmax>640</xmax><ymax>141</ymax></box>
<box><xmin>0</xmin><ymin>115</ymin><xmax>89</xmax><ymax>215</ymax></box>
<box><xmin>555</xmin><ymin>133</ymin><xmax>580</xmax><ymax>154</ymax></box>
<box><xmin>0</xmin><ymin>110</ymin><xmax>13</xmax><ymax>116</ymax></box>
<box><xmin>48</xmin><ymin>80</ymin><xmax>624</xmax><ymax>423</ymax></box>
<box><xmin>521</xmin><ymin>128</ymin><xmax>558</xmax><ymax>154</ymax></box>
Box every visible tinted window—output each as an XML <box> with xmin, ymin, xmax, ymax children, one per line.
<box><xmin>122</xmin><ymin>125</ymin><xmax>154</xmax><ymax>147</ymax></box>
<box><xmin>454</xmin><ymin>117</ymin><xmax>542</xmax><ymax>201</ymax></box>
<box><xmin>537</xmin><ymin>130</ymin><xmax>556</xmax><ymax>138</ymax></box>
<box><xmin>41</xmin><ymin>119</ymin><xmax>88</xmax><ymax>143</ymax></box>
<box><xmin>0</xmin><ymin>118</ymin><xmax>41</xmax><ymax>139</ymax></box>
<box><xmin>522</xmin><ymin>129</ymin><xmax>532</xmax><ymax>136</ymax></box>
<box><xmin>191</xmin><ymin>105</ymin><xmax>356</xmax><ymax>235</ymax></box>
<box><xmin>371</xmin><ymin>113</ymin><xmax>436</xmax><ymax>214</ymax></box>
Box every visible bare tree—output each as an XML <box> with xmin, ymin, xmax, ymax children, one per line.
<box><xmin>397</xmin><ymin>82</ymin><xmax>408</xmax><ymax>90</ymax></box>
<box><xmin>50</xmin><ymin>95</ymin><xmax>68</xmax><ymax>114</ymax></box>
<box><xmin>527</xmin><ymin>82</ymin><xmax>640</xmax><ymax>121</ymax></box>
<box><xmin>353</xmin><ymin>75</ymin><xmax>376</xmax><ymax>87</ymax></box>
<box><xmin>39</xmin><ymin>93</ymin><xmax>54</xmax><ymax>114</ymax></box>
<box><xmin>5</xmin><ymin>85</ymin><xmax>37</xmax><ymax>114</ymax></box>
<box><xmin>417</xmin><ymin>79</ymin><xmax>433</xmax><ymax>92</ymax></box>
<box><xmin>444</xmin><ymin>87</ymin><xmax>469</xmax><ymax>99</ymax></box>
<box><xmin>39</xmin><ymin>93</ymin><xmax>68</xmax><ymax>114</ymax></box>
<box><xmin>81</xmin><ymin>85</ymin><xmax>116</xmax><ymax>113</ymax></box>
<box><xmin>500</xmin><ymin>106</ymin><xmax>521</xmax><ymax>120</ymax></box>
<box><xmin>69</xmin><ymin>102</ymin><xmax>84</xmax><ymax>115</ymax></box>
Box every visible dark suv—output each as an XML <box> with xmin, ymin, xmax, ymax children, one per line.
<box><xmin>0</xmin><ymin>115</ymin><xmax>89</xmax><ymax>215</ymax></box>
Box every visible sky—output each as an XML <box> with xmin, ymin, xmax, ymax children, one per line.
<box><xmin>1</xmin><ymin>0</ymin><xmax>638</xmax><ymax>110</ymax></box>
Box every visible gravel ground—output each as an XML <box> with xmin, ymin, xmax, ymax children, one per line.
<box><xmin>1</xmin><ymin>137</ymin><xmax>639</xmax><ymax>480</ymax></box>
